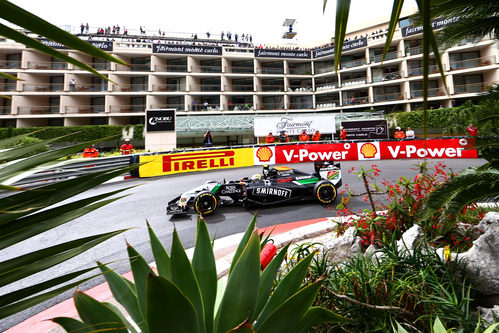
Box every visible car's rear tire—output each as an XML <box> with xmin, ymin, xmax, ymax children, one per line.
<box><xmin>314</xmin><ymin>180</ymin><xmax>337</xmax><ymax>204</ymax></box>
<box><xmin>194</xmin><ymin>191</ymin><xmax>219</xmax><ymax>215</ymax></box>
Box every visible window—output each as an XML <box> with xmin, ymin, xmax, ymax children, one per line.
<box><xmin>453</xmin><ymin>74</ymin><xmax>484</xmax><ymax>93</ymax></box>
<box><xmin>91</xmin><ymin>97</ymin><xmax>105</xmax><ymax>113</ymax></box>
<box><xmin>131</xmin><ymin>57</ymin><xmax>150</xmax><ymax>71</ymax></box>
<box><xmin>130</xmin><ymin>77</ymin><xmax>148</xmax><ymax>91</ymax></box>
<box><xmin>50</xmin><ymin>76</ymin><xmax>64</xmax><ymax>91</ymax></box>
<box><xmin>49</xmin><ymin>97</ymin><xmax>60</xmax><ymax>113</ymax></box>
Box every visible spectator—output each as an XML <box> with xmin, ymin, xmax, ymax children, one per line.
<box><xmin>311</xmin><ymin>130</ymin><xmax>321</xmax><ymax>141</ymax></box>
<box><xmin>299</xmin><ymin>130</ymin><xmax>309</xmax><ymax>142</ymax></box>
<box><xmin>204</xmin><ymin>130</ymin><xmax>214</xmax><ymax>147</ymax></box>
<box><xmin>85</xmin><ymin>23</ymin><xmax>89</xmax><ymax>34</ymax></box>
<box><xmin>466</xmin><ymin>123</ymin><xmax>478</xmax><ymax>136</ymax></box>
<box><xmin>120</xmin><ymin>139</ymin><xmax>134</xmax><ymax>155</ymax></box>
<box><xmin>80</xmin><ymin>23</ymin><xmax>84</xmax><ymax>34</ymax></box>
<box><xmin>405</xmin><ymin>127</ymin><xmax>415</xmax><ymax>139</ymax></box>
<box><xmin>221</xmin><ymin>31</ymin><xmax>225</xmax><ymax>40</ymax></box>
<box><xmin>69</xmin><ymin>78</ymin><xmax>76</xmax><ymax>92</ymax></box>
<box><xmin>203</xmin><ymin>100</ymin><xmax>209</xmax><ymax>110</ymax></box>
<box><xmin>266</xmin><ymin>131</ymin><xmax>275</xmax><ymax>143</ymax></box>
<box><xmin>439</xmin><ymin>104</ymin><xmax>444</xmax><ymax>109</ymax></box>
<box><xmin>235</xmin><ymin>33</ymin><xmax>238</xmax><ymax>42</ymax></box>
<box><xmin>394</xmin><ymin>126</ymin><xmax>406</xmax><ymax>139</ymax></box>
<box><xmin>206</xmin><ymin>31</ymin><xmax>210</xmax><ymax>38</ymax></box>
<box><xmin>278</xmin><ymin>130</ymin><xmax>289</xmax><ymax>143</ymax></box>
<box><xmin>82</xmin><ymin>144</ymin><xmax>98</xmax><ymax>158</ymax></box>
<box><xmin>339</xmin><ymin>126</ymin><xmax>347</xmax><ymax>140</ymax></box>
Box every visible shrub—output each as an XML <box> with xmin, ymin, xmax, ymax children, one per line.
<box><xmin>0</xmin><ymin>125</ymin><xmax>125</xmax><ymax>142</ymax></box>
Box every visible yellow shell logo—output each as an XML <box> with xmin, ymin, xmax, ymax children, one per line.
<box><xmin>256</xmin><ymin>146</ymin><xmax>273</xmax><ymax>162</ymax></box>
<box><xmin>360</xmin><ymin>143</ymin><xmax>377</xmax><ymax>158</ymax></box>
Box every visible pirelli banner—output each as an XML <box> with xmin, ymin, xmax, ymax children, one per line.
<box><xmin>254</xmin><ymin>139</ymin><xmax>477</xmax><ymax>165</ymax></box>
<box><xmin>139</xmin><ymin>148</ymin><xmax>254</xmax><ymax>177</ymax></box>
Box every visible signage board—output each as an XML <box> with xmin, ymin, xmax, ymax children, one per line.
<box><xmin>38</xmin><ymin>39</ymin><xmax>113</xmax><ymax>51</ymax></box>
<box><xmin>152</xmin><ymin>44</ymin><xmax>222</xmax><ymax>55</ymax></box>
<box><xmin>254</xmin><ymin>49</ymin><xmax>311</xmax><ymax>59</ymax></box>
<box><xmin>401</xmin><ymin>16</ymin><xmax>460</xmax><ymax>37</ymax></box>
<box><xmin>254</xmin><ymin>114</ymin><xmax>336</xmax><ymax>137</ymax></box>
<box><xmin>341</xmin><ymin>120</ymin><xmax>389</xmax><ymax>140</ymax></box>
<box><xmin>146</xmin><ymin>109</ymin><xmax>175</xmax><ymax>132</ymax></box>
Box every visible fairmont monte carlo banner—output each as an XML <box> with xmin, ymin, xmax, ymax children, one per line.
<box><xmin>152</xmin><ymin>44</ymin><xmax>222</xmax><ymax>55</ymax></box>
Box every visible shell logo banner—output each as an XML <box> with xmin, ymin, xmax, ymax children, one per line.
<box><xmin>254</xmin><ymin>146</ymin><xmax>276</xmax><ymax>165</ymax></box>
<box><xmin>358</xmin><ymin>142</ymin><xmax>380</xmax><ymax>160</ymax></box>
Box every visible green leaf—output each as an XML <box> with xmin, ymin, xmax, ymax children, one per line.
<box><xmin>192</xmin><ymin>216</ymin><xmax>217</xmax><ymax>333</ymax></box>
<box><xmin>215</xmin><ymin>230</ymin><xmax>261</xmax><ymax>333</ymax></box>
<box><xmin>0</xmin><ymin>72</ymin><xmax>20</xmax><ymax>80</ymax></box>
<box><xmin>0</xmin><ymin>229</ymin><xmax>127</xmax><ymax>287</ymax></box>
<box><xmin>255</xmin><ymin>251</ymin><xmax>316</xmax><ymax>327</ymax></box>
<box><xmin>98</xmin><ymin>262</ymin><xmax>147</xmax><ymax>333</ymax></box>
<box><xmin>432</xmin><ymin>317</ymin><xmax>447</xmax><ymax>333</ymax></box>
<box><xmin>334</xmin><ymin>0</ymin><xmax>351</xmax><ymax>72</ymax></box>
<box><xmin>255</xmin><ymin>279</ymin><xmax>324</xmax><ymax>333</ymax></box>
<box><xmin>170</xmin><ymin>228</ymin><xmax>205</xmax><ymax>332</ymax></box>
<box><xmin>127</xmin><ymin>244</ymin><xmax>154</xmax><ymax>321</ymax></box>
<box><xmin>382</xmin><ymin>0</ymin><xmax>405</xmax><ymax>63</ymax></box>
<box><xmin>146</xmin><ymin>275</ymin><xmax>199</xmax><ymax>333</ymax></box>
<box><xmin>394</xmin><ymin>322</ymin><xmax>410</xmax><ymax>333</ymax></box>
<box><xmin>255</xmin><ymin>243</ymin><xmax>290</xmax><ymax>315</ymax></box>
<box><xmin>73</xmin><ymin>290</ymin><xmax>128</xmax><ymax>332</ymax></box>
<box><xmin>292</xmin><ymin>307</ymin><xmax>348</xmax><ymax>333</ymax></box>
<box><xmin>229</xmin><ymin>214</ymin><xmax>257</xmax><ymax>276</ymax></box>
<box><xmin>483</xmin><ymin>323</ymin><xmax>499</xmax><ymax>333</ymax></box>
<box><xmin>147</xmin><ymin>221</ymin><xmax>170</xmax><ymax>278</ymax></box>
<box><xmin>51</xmin><ymin>317</ymin><xmax>91</xmax><ymax>333</ymax></box>
<box><xmin>0</xmin><ymin>190</ymin><xmax>131</xmax><ymax>250</ymax></box>
<box><xmin>0</xmin><ymin>135</ymin><xmax>67</xmax><ymax>164</ymax></box>
<box><xmin>0</xmin><ymin>130</ymin><xmax>41</xmax><ymax>149</ymax></box>
<box><xmin>105</xmin><ymin>302</ymin><xmax>139</xmax><ymax>333</ymax></box>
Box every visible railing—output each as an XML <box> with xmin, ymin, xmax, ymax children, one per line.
<box><xmin>408</xmin><ymin>64</ymin><xmax>439</xmax><ymax>77</ymax></box>
<box><xmin>410</xmin><ymin>87</ymin><xmax>445</xmax><ymax>98</ymax></box>
<box><xmin>288</xmin><ymin>103</ymin><xmax>314</xmax><ymax>109</ymax></box>
<box><xmin>0</xmin><ymin>82</ymin><xmax>17</xmax><ymax>91</ymax></box>
<box><xmin>316</xmin><ymin>101</ymin><xmax>339</xmax><ymax>109</ymax></box>
<box><xmin>370</xmin><ymin>51</ymin><xmax>401</xmax><ymax>63</ymax></box>
<box><xmin>343</xmin><ymin>96</ymin><xmax>370</xmax><ymax>105</ymax></box>
<box><xmin>256</xmin><ymin>85</ymin><xmax>284</xmax><ymax>92</ymax></box>
<box><xmin>316</xmin><ymin>83</ymin><xmax>339</xmax><ymax>91</ymax></box>
<box><xmin>405</xmin><ymin>46</ymin><xmax>423</xmax><ymax>56</ymax></box>
<box><xmin>224</xmin><ymin>47</ymin><xmax>253</xmax><ymax>54</ymax></box>
<box><xmin>18</xmin><ymin>106</ymin><xmax>60</xmax><ymax>114</ymax></box>
<box><xmin>228</xmin><ymin>104</ymin><xmax>253</xmax><ymax>111</ymax></box>
<box><xmin>190</xmin><ymin>65</ymin><xmax>222</xmax><ymax>73</ymax></box>
<box><xmin>22</xmin><ymin>83</ymin><xmax>64</xmax><ymax>92</ymax></box>
<box><xmin>130</xmin><ymin>63</ymin><xmax>150</xmax><ymax>71</ymax></box>
<box><xmin>340</xmin><ymin>59</ymin><xmax>366</xmax><ymax>69</ymax></box>
<box><xmin>65</xmin><ymin>105</ymin><xmax>105</xmax><ymax>113</ymax></box>
<box><xmin>372</xmin><ymin>70</ymin><xmax>404</xmax><ymax>82</ymax></box>
<box><xmin>453</xmin><ymin>82</ymin><xmax>491</xmax><ymax>95</ymax></box>
<box><xmin>151</xmin><ymin>104</ymin><xmax>186</xmax><ymax>111</ymax></box>
<box><xmin>341</xmin><ymin>77</ymin><xmax>368</xmax><ymax>87</ymax></box>
<box><xmin>287</xmin><ymin>86</ymin><xmax>313</xmax><ymax>92</ymax></box>
<box><xmin>449</xmin><ymin>56</ymin><xmax>495</xmax><ymax>71</ymax></box>
<box><xmin>288</xmin><ymin>68</ymin><xmax>312</xmax><ymax>75</ymax></box>
<box><xmin>27</xmin><ymin>61</ymin><xmax>68</xmax><ymax>70</ymax></box>
<box><xmin>188</xmin><ymin>103</ymin><xmax>220</xmax><ymax>111</ymax></box>
<box><xmin>189</xmin><ymin>84</ymin><xmax>221</xmax><ymax>92</ymax></box>
<box><xmin>112</xmin><ymin>84</ymin><xmax>149</xmax><ymax>92</ymax></box>
<box><xmin>154</xmin><ymin>64</ymin><xmax>188</xmax><ymax>72</ymax></box>
<box><xmin>90</xmin><ymin>62</ymin><xmax>111</xmax><ymax>70</ymax></box>
<box><xmin>257</xmin><ymin>67</ymin><xmax>285</xmax><ymax>74</ymax></box>
<box><xmin>224</xmin><ymin>84</ymin><xmax>254</xmax><ymax>92</ymax></box>
<box><xmin>315</xmin><ymin>66</ymin><xmax>334</xmax><ymax>74</ymax></box>
<box><xmin>0</xmin><ymin>60</ymin><xmax>21</xmax><ymax>69</ymax></box>
<box><xmin>115</xmin><ymin>42</ymin><xmax>152</xmax><ymax>49</ymax></box>
<box><xmin>0</xmin><ymin>106</ymin><xmax>11</xmax><ymax>114</ymax></box>
<box><xmin>152</xmin><ymin>84</ymin><xmax>186</xmax><ymax>92</ymax></box>
<box><xmin>226</xmin><ymin>66</ymin><xmax>254</xmax><ymax>74</ymax></box>
<box><xmin>373</xmin><ymin>92</ymin><xmax>404</xmax><ymax>102</ymax></box>
<box><xmin>74</xmin><ymin>84</ymin><xmax>108</xmax><ymax>92</ymax></box>
<box><xmin>109</xmin><ymin>105</ymin><xmax>145</xmax><ymax>113</ymax></box>
<box><xmin>261</xmin><ymin>103</ymin><xmax>285</xmax><ymax>110</ymax></box>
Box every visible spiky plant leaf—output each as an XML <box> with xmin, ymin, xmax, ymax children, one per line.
<box><xmin>147</xmin><ymin>221</ymin><xmax>170</xmax><ymax>278</ymax></box>
<box><xmin>228</xmin><ymin>214</ymin><xmax>257</xmax><ymax>276</ymax></box>
<box><xmin>51</xmin><ymin>317</ymin><xmax>90</xmax><ymax>333</ymax></box>
<box><xmin>127</xmin><ymin>244</ymin><xmax>154</xmax><ymax>320</ymax></box>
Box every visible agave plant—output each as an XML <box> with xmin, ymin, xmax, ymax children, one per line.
<box><xmin>53</xmin><ymin>216</ymin><xmax>347</xmax><ymax>333</ymax></box>
<box><xmin>0</xmin><ymin>132</ymin><xmax>137</xmax><ymax>319</ymax></box>
<box><xmin>393</xmin><ymin>317</ymin><xmax>499</xmax><ymax>333</ymax></box>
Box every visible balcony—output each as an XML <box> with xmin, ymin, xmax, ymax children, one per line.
<box><xmin>130</xmin><ymin>63</ymin><xmax>150</xmax><ymax>72</ymax></box>
<box><xmin>74</xmin><ymin>84</ymin><xmax>108</xmax><ymax>92</ymax></box>
<box><xmin>257</xmin><ymin>67</ymin><xmax>285</xmax><ymax>75</ymax></box>
<box><xmin>449</xmin><ymin>56</ymin><xmax>495</xmax><ymax>71</ymax></box>
<box><xmin>316</xmin><ymin>101</ymin><xmax>339</xmax><ymax>109</ymax></box>
<box><xmin>372</xmin><ymin>70</ymin><xmax>404</xmax><ymax>83</ymax></box>
<box><xmin>341</xmin><ymin>77</ymin><xmax>368</xmax><ymax>87</ymax></box>
<box><xmin>90</xmin><ymin>62</ymin><xmax>111</xmax><ymax>71</ymax></box>
<box><xmin>287</xmin><ymin>85</ymin><xmax>313</xmax><ymax>93</ymax></box>
<box><xmin>22</xmin><ymin>83</ymin><xmax>64</xmax><ymax>92</ymax></box>
<box><xmin>256</xmin><ymin>85</ymin><xmax>284</xmax><ymax>92</ymax></box>
<box><xmin>0</xmin><ymin>106</ymin><xmax>11</xmax><ymax>114</ymax></box>
<box><xmin>188</xmin><ymin>103</ymin><xmax>221</xmax><ymax>111</ymax></box>
<box><xmin>288</xmin><ymin>68</ymin><xmax>312</xmax><ymax>75</ymax></box>
<box><xmin>151</xmin><ymin>104</ymin><xmax>186</xmax><ymax>111</ymax></box>
<box><xmin>405</xmin><ymin>46</ymin><xmax>423</xmax><ymax>56</ymax></box>
<box><xmin>0</xmin><ymin>60</ymin><xmax>21</xmax><ymax>69</ymax></box>
<box><xmin>315</xmin><ymin>66</ymin><xmax>335</xmax><ymax>74</ymax></box>
<box><xmin>410</xmin><ymin>87</ymin><xmax>446</xmax><ymax>99</ymax></box>
<box><xmin>191</xmin><ymin>65</ymin><xmax>222</xmax><ymax>73</ymax></box>
<box><xmin>370</xmin><ymin>51</ymin><xmax>401</xmax><ymax>63</ymax></box>
<box><xmin>112</xmin><ymin>84</ymin><xmax>149</xmax><ymax>92</ymax></box>
<box><xmin>27</xmin><ymin>61</ymin><xmax>67</xmax><ymax>70</ymax></box>
<box><xmin>65</xmin><ymin>105</ymin><xmax>105</xmax><ymax>113</ymax></box>
<box><xmin>228</xmin><ymin>104</ymin><xmax>253</xmax><ymax>111</ymax></box>
<box><xmin>340</xmin><ymin>59</ymin><xmax>366</xmax><ymax>69</ymax></box>
<box><xmin>316</xmin><ymin>83</ymin><xmax>339</xmax><ymax>91</ymax></box>
<box><xmin>225</xmin><ymin>66</ymin><xmax>254</xmax><ymax>74</ymax></box>
<box><xmin>453</xmin><ymin>82</ymin><xmax>491</xmax><ymax>95</ymax></box>
<box><xmin>261</xmin><ymin>103</ymin><xmax>284</xmax><ymax>110</ymax></box>
<box><xmin>289</xmin><ymin>103</ymin><xmax>314</xmax><ymax>110</ymax></box>
<box><xmin>109</xmin><ymin>105</ymin><xmax>145</xmax><ymax>113</ymax></box>
<box><xmin>373</xmin><ymin>92</ymin><xmax>404</xmax><ymax>102</ymax></box>
<box><xmin>343</xmin><ymin>95</ymin><xmax>369</xmax><ymax>105</ymax></box>
<box><xmin>154</xmin><ymin>64</ymin><xmax>188</xmax><ymax>72</ymax></box>
<box><xmin>189</xmin><ymin>84</ymin><xmax>221</xmax><ymax>92</ymax></box>
<box><xmin>224</xmin><ymin>84</ymin><xmax>254</xmax><ymax>92</ymax></box>
<box><xmin>152</xmin><ymin>84</ymin><xmax>186</xmax><ymax>92</ymax></box>
<box><xmin>18</xmin><ymin>106</ymin><xmax>60</xmax><ymax>114</ymax></box>
<box><xmin>408</xmin><ymin>64</ymin><xmax>439</xmax><ymax>77</ymax></box>
<box><xmin>0</xmin><ymin>82</ymin><xmax>17</xmax><ymax>91</ymax></box>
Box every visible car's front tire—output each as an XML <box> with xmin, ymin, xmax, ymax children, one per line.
<box><xmin>314</xmin><ymin>180</ymin><xmax>337</xmax><ymax>204</ymax></box>
<box><xmin>194</xmin><ymin>191</ymin><xmax>219</xmax><ymax>215</ymax></box>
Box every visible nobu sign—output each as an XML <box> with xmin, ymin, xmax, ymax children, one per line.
<box><xmin>146</xmin><ymin>109</ymin><xmax>175</xmax><ymax>132</ymax></box>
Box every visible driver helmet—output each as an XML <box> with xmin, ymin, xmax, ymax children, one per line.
<box><xmin>251</xmin><ymin>174</ymin><xmax>262</xmax><ymax>181</ymax></box>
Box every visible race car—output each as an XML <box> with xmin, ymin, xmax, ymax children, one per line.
<box><xmin>167</xmin><ymin>161</ymin><xmax>342</xmax><ymax>216</ymax></box>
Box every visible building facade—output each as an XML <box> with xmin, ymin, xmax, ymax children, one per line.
<box><xmin>0</xmin><ymin>16</ymin><xmax>497</xmax><ymax>145</ymax></box>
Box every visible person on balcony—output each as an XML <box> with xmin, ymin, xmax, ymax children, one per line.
<box><xmin>266</xmin><ymin>131</ymin><xmax>276</xmax><ymax>143</ymax></box>
<box><xmin>394</xmin><ymin>127</ymin><xmax>406</xmax><ymax>139</ymax></box>
<box><xmin>70</xmin><ymin>78</ymin><xmax>76</xmax><ymax>92</ymax></box>
<box><xmin>299</xmin><ymin>130</ymin><xmax>310</xmax><ymax>142</ymax></box>
<box><xmin>120</xmin><ymin>139</ymin><xmax>134</xmax><ymax>155</ymax></box>
<box><xmin>311</xmin><ymin>130</ymin><xmax>321</xmax><ymax>141</ymax></box>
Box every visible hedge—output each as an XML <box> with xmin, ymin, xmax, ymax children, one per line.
<box><xmin>0</xmin><ymin>125</ymin><xmax>143</xmax><ymax>142</ymax></box>
<box><xmin>391</xmin><ymin>107</ymin><xmax>458</xmax><ymax>129</ymax></box>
